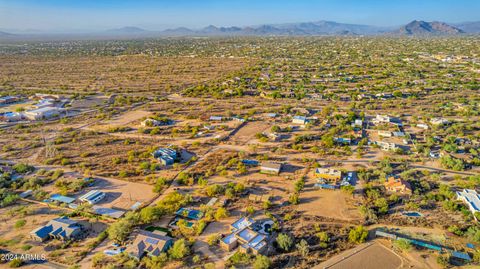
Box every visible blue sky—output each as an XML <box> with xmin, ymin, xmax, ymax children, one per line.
<box><xmin>1</xmin><ymin>0</ymin><xmax>479</xmax><ymax>32</ymax></box>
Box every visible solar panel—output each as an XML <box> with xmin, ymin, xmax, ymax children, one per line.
<box><xmin>145</xmin><ymin>238</ymin><xmax>159</xmax><ymax>245</ymax></box>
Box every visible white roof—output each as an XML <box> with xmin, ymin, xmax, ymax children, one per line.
<box><xmin>457</xmin><ymin>189</ymin><xmax>480</xmax><ymax>212</ymax></box>
<box><xmin>26</xmin><ymin>107</ymin><xmax>61</xmax><ymax>114</ymax></box>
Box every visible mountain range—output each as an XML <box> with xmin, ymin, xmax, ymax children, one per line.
<box><xmin>1</xmin><ymin>20</ymin><xmax>480</xmax><ymax>39</ymax></box>
<box><xmin>0</xmin><ymin>30</ymin><xmax>14</xmax><ymax>36</ymax></box>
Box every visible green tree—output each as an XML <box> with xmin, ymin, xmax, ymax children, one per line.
<box><xmin>139</xmin><ymin>206</ymin><xmax>163</xmax><ymax>223</ymax></box>
<box><xmin>289</xmin><ymin>192</ymin><xmax>299</xmax><ymax>205</ymax></box>
<box><xmin>214</xmin><ymin>207</ymin><xmax>229</xmax><ymax>220</ymax></box>
<box><xmin>276</xmin><ymin>233</ymin><xmax>293</xmax><ymax>251</ymax></box>
<box><xmin>296</xmin><ymin>239</ymin><xmax>309</xmax><ymax>257</ymax></box>
<box><xmin>253</xmin><ymin>255</ymin><xmax>271</xmax><ymax>269</ymax></box>
<box><xmin>169</xmin><ymin>239</ymin><xmax>190</xmax><ymax>259</ymax></box>
<box><xmin>108</xmin><ymin>219</ymin><xmax>132</xmax><ymax>243</ymax></box>
<box><xmin>143</xmin><ymin>253</ymin><xmax>168</xmax><ymax>269</ymax></box>
<box><xmin>393</xmin><ymin>238</ymin><xmax>412</xmax><ymax>251</ymax></box>
<box><xmin>316</xmin><ymin>231</ymin><xmax>330</xmax><ymax>243</ymax></box>
<box><xmin>348</xmin><ymin>225</ymin><xmax>368</xmax><ymax>244</ymax></box>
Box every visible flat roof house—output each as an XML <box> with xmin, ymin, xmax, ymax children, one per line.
<box><xmin>230</xmin><ymin>216</ymin><xmax>254</xmax><ymax>232</ymax></box>
<box><xmin>334</xmin><ymin>137</ymin><xmax>352</xmax><ymax>145</ymax></box>
<box><xmin>378</xmin><ymin>130</ymin><xmax>392</xmax><ymax>137</ymax></box>
<box><xmin>248</xmin><ymin>194</ymin><xmax>271</xmax><ymax>203</ymax></box>
<box><xmin>220</xmin><ymin>217</ymin><xmax>268</xmax><ymax>254</ymax></box>
<box><xmin>79</xmin><ymin>190</ymin><xmax>106</xmax><ymax>205</ymax></box>
<box><xmin>24</xmin><ymin>107</ymin><xmax>62</xmax><ymax>121</ymax></box>
<box><xmin>220</xmin><ymin>233</ymin><xmax>238</xmax><ymax>251</ymax></box>
<box><xmin>92</xmin><ymin>206</ymin><xmax>125</xmax><ymax>219</ymax></box>
<box><xmin>292</xmin><ymin>116</ymin><xmax>308</xmax><ymax>125</ymax></box>
<box><xmin>417</xmin><ymin>123</ymin><xmax>429</xmax><ymax>130</ymax></box>
<box><xmin>236</xmin><ymin>228</ymin><xmax>267</xmax><ymax>255</ymax></box>
<box><xmin>375</xmin><ymin>114</ymin><xmax>391</xmax><ymax>124</ymax></box>
<box><xmin>260</xmin><ymin>162</ymin><xmax>282</xmax><ymax>175</ymax></box>
<box><xmin>152</xmin><ymin>148</ymin><xmax>177</xmax><ymax>166</ymax></box>
<box><xmin>430</xmin><ymin>117</ymin><xmax>450</xmax><ymax>125</ymax></box>
<box><xmin>456</xmin><ymin>189</ymin><xmax>480</xmax><ymax>218</ymax></box>
<box><xmin>374</xmin><ymin>141</ymin><xmax>398</xmax><ymax>151</ymax></box>
<box><xmin>127</xmin><ymin>230</ymin><xmax>174</xmax><ymax>259</ymax></box>
<box><xmin>30</xmin><ymin>217</ymin><xmax>83</xmax><ymax>242</ymax></box>
<box><xmin>315</xmin><ymin>168</ymin><xmax>342</xmax><ymax>181</ymax></box>
<box><xmin>49</xmin><ymin>194</ymin><xmax>76</xmax><ymax>204</ymax></box>
<box><xmin>209</xmin><ymin>116</ymin><xmax>223</xmax><ymax>121</ymax></box>
<box><xmin>0</xmin><ymin>96</ymin><xmax>19</xmax><ymax>104</ymax></box>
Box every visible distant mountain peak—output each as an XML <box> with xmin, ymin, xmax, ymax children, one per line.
<box><xmin>107</xmin><ymin>26</ymin><xmax>146</xmax><ymax>33</ymax></box>
<box><xmin>0</xmin><ymin>30</ymin><xmax>14</xmax><ymax>36</ymax></box>
<box><xmin>396</xmin><ymin>20</ymin><xmax>464</xmax><ymax>35</ymax></box>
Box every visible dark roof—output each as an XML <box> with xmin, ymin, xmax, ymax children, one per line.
<box><xmin>30</xmin><ymin>217</ymin><xmax>81</xmax><ymax>240</ymax></box>
<box><xmin>128</xmin><ymin>230</ymin><xmax>173</xmax><ymax>259</ymax></box>
<box><xmin>451</xmin><ymin>251</ymin><xmax>471</xmax><ymax>261</ymax></box>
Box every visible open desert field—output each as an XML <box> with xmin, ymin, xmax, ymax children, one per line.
<box><xmin>228</xmin><ymin>121</ymin><xmax>271</xmax><ymax>144</ymax></box>
<box><xmin>299</xmin><ymin>180</ymin><xmax>362</xmax><ymax>221</ymax></box>
<box><xmin>0</xmin><ymin>55</ymin><xmax>250</xmax><ymax>94</ymax></box>
<box><xmin>316</xmin><ymin>242</ymin><xmax>402</xmax><ymax>269</ymax></box>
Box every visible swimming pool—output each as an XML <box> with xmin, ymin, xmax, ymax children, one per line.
<box><xmin>402</xmin><ymin>211</ymin><xmax>423</xmax><ymax>217</ymax></box>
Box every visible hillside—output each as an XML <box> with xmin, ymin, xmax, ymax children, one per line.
<box><xmin>395</xmin><ymin>20</ymin><xmax>464</xmax><ymax>35</ymax></box>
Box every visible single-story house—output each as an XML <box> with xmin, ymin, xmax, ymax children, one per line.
<box><xmin>141</xmin><ymin>118</ymin><xmax>172</xmax><ymax>127</ymax></box>
<box><xmin>230</xmin><ymin>216</ymin><xmax>254</xmax><ymax>232</ymax></box>
<box><xmin>1</xmin><ymin>112</ymin><xmax>23</xmax><ymax>122</ymax></box>
<box><xmin>315</xmin><ymin>168</ymin><xmax>342</xmax><ymax>181</ymax></box>
<box><xmin>0</xmin><ymin>96</ymin><xmax>19</xmax><ymax>104</ymax></box>
<box><xmin>24</xmin><ymin>107</ymin><xmax>63</xmax><ymax>121</ymax></box>
<box><xmin>49</xmin><ymin>194</ymin><xmax>76</xmax><ymax>204</ymax></box>
<box><xmin>220</xmin><ymin>233</ymin><xmax>238</xmax><ymax>251</ymax></box>
<box><xmin>248</xmin><ymin>194</ymin><xmax>271</xmax><ymax>203</ymax></box>
<box><xmin>375</xmin><ymin>114</ymin><xmax>391</xmax><ymax>124</ymax></box>
<box><xmin>209</xmin><ymin>116</ymin><xmax>223</xmax><ymax>121</ymax></box>
<box><xmin>221</xmin><ymin>217</ymin><xmax>268</xmax><ymax>254</ymax></box>
<box><xmin>378</xmin><ymin>130</ymin><xmax>392</xmax><ymax>137</ymax></box>
<box><xmin>430</xmin><ymin>117</ymin><xmax>450</xmax><ymax>125</ymax></box>
<box><xmin>92</xmin><ymin>206</ymin><xmax>125</xmax><ymax>219</ymax></box>
<box><xmin>417</xmin><ymin>123</ymin><xmax>429</xmax><ymax>130</ymax></box>
<box><xmin>30</xmin><ymin>217</ymin><xmax>83</xmax><ymax>242</ymax></box>
<box><xmin>260</xmin><ymin>162</ymin><xmax>282</xmax><ymax>175</ymax></box>
<box><xmin>292</xmin><ymin>116</ymin><xmax>308</xmax><ymax>125</ymax></box>
<box><xmin>152</xmin><ymin>148</ymin><xmax>177</xmax><ymax>165</ymax></box>
<box><xmin>353</xmin><ymin>119</ymin><xmax>363</xmax><ymax>127</ymax></box>
<box><xmin>334</xmin><ymin>137</ymin><xmax>352</xmax><ymax>145</ymax></box>
<box><xmin>266</xmin><ymin>132</ymin><xmax>281</xmax><ymax>142</ymax></box>
<box><xmin>456</xmin><ymin>189</ymin><xmax>480</xmax><ymax>218</ymax></box>
<box><xmin>242</xmin><ymin>159</ymin><xmax>259</xmax><ymax>166</ymax></box>
<box><xmin>127</xmin><ymin>230</ymin><xmax>174</xmax><ymax>259</ymax></box>
<box><xmin>374</xmin><ymin>141</ymin><xmax>398</xmax><ymax>151</ymax></box>
<box><xmin>79</xmin><ymin>190</ymin><xmax>106</xmax><ymax>205</ymax></box>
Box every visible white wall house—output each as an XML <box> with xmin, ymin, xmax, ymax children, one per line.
<box><xmin>24</xmin><ymin>107</ymin><xmax>63</xmax><ymax>121</ymax></box>
<box><xmin>457</xmin><ymin>189</ymin><xmax>480</xmax><ymax>219</ymax></box>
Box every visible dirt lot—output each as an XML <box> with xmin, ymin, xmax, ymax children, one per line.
<box><xmin>299</xmin><ymin>179</ymin><xmax>362</xmax><ymax>221</ymax></box>
<box><xmin>95</xmin><ymin>109</ymin><xmax>152</xmax><ymax>130</ymax></box>
<box><xmin>0</xmin><ymin>100</ymin><xmax>36</xmax><ymax>113</ymax></box>
<box><xmin>228</xmin><ymin>121</ymin><xmax>271</xmax><ymax>144</ymax></box>
<box><xmin>76</xmin><ymin>176</ymin><xmax>156</xmax><ymax>210</ymax></box>
<box><xmin>315</xmin><ymin>242</ymin><xmax>402</xmax><ymax>269</ymax></box>
<box><xmin>41</xmin><ymin>174</ymin><xmax>157</xmax><ymax>211</ymax></box>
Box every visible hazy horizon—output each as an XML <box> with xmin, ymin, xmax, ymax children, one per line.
<box><xmin>1</xmin><ymin>0</ymin><xmax>480</xmax><ymax>34</ymax></box>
